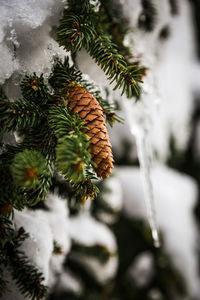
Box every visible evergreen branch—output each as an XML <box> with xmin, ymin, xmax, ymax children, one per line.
<box><xmin>87</xmin><ymin>35</ymin><xmax>143</xmax><ymax>97</ymax></box>
<box><xmin>49</xmin><ymin>57</ymin><xmax>83</xmax><ymax>91</ymax></box>
<box><xmin>70</xmin><ymin>177</ymin><xmax>99</xmax><ymax>204</ymax></box>
<box><xmin>0</xmin><ymin>97</ymin><xmax>44</xmax><ymax>134</ymax></box>
<box><xmin>98</xmin><ymin>97</ymin><xmax>124</xmax><ymax>127</ymax></box>
<box><xmin>0</xmin><ymin>217</ymin><xmax>14</xmax><ymax>246</ymax></box>
<box><xmin>67</xmin><ymin>0</ymin><xmax>95</xmax><ymax>14</ymax></box>
<box><xmin>11</xmin><ymin>149</ymin><xmax>51</xmax><ymax>191</ymax></box>
<box><xmin>56</xmin><ymin>1</ymin><xmax>145</xmax><ymax>98</ymax></box>
<box><xmin>21</xmin><ymin>126</ymin><xmax>57</xmax><ymax>162</ymax></box>
<box><xmin>57</xmin><ymin>13</ymin><xmax>96</xmax><ymax>52</ymax></box>
<box><xmin>10</xmin><ymin>149</ymin><xmax>53</xmax><ymax>206</ymax></box>
<box><xmin>0</xmin><ymin>143</ymin><xmax>53</xmax><ymax>209</ymax></box>
<box><xmin>48</xmin><ymin>104</ymin><xmax>86</xmax><ymax>139</ymax></box>
<box><xmin>4</xmin><ymin>226</ymin><xmax>47</xmax><ymax>300</ymax></box>
<box><xmin>56</xmin><ymin>135</ymin><xmax>92</xmax><ymax>184</ymax></box>
<box><xmin>20</xmin><ymin>73</ymin><xmax>50</xmax><ymax>104</ymax></box>
<box><xmin>0</xmin><ymin>220</ymin><xmax>47</xmax><ymax>299</ymax></box>
<box><xmin>0</xmin><ymin>163</ymin><xmax>28</xmax><ymax>212</ymax></box>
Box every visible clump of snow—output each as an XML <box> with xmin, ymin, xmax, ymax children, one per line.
<box><xmin>0</xmin><ymin>43</ymin><xmax>19</xmax><ymax>83</ymax></box>
<box><xmin>103</xmin><ymin>174</ymin><xmax>123</xmax><ymax>212</ymax></box>
<box><xmin>13</xmin><ymin>209</ymin><xmax>54</xmax><ymax>284</ymax></box>
<box><xmin>69</xmin><ymin>212</ymin><xmax>118</xmax><ymax>282</ymax></box>
<box><xmin>54</xmin><ymin>270</ymin><xmax>83</xmax><ymax>296</ymax></box>
<box><xmin>128</xmin><ymin>251</ymin><xmax>154</xmax><ymax>287</ymax></box>
<box><xmin>118</xmin><ymin>164</ymin><xmax>199</xmax><ymax>297</ymax></box>
<box><xmin>3</xmin><ymin>192</ymin><xmax>71</xmax><ymax>299</ymax></box>
<box><xmin>2</xmin><ymin>208</ymin><xmax>54</xmax><ymax>300</ymax></box>
<box><xmin>0</xmin><ymin>0</ymin><xmax>68</xmax><ymax>88</ymax></box>
<box><xmin>74</xmin><ymin>254</ymin><xmax>118</xmax><ymax>283</ymax></box>
<box><xmin>69</xmin><ymin>212</ymin><xmax>116</xmax><ymax>252</ymax></box>
<box><xmin>32</xmin><ymin>193</ymin><xmax>71</xmax><ymax>287</ymax></box>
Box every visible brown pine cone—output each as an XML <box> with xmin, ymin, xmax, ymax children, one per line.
<box><xmin>66</xmin><ymin>85</ymin><xmax>114</xmax><ymax>178</ymax></box>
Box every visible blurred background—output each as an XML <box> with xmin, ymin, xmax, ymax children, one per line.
<box><xmin>1</xmin><ymin>0</ymin><xmax>200</xmax><ymax>299</ymax></box>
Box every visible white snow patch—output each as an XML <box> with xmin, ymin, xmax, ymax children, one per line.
<box><xmin>31</xmin><ymin>193</ymin><xmax>71</xmax><ymax>287</ymax></box>
<box><xmin>55</xmin><ymin>270</ymin><xmax>83</xmax><ymax>295</ymax></box>
<box><xmin>69</xmin><ymin>212</ymin><xmax>116</xmax><ymax>252</ymax></box>
<box><xmin>129</xmin><ymin>251</ymin><xmax>154</xmax><ymax>287</ymax></box>
<box><xmin>69</xmin><ymin>212</ymin><xmax>118</xmax><ymax>282</ymax></box>
<box><xmin>14</xmin><ymin>209</ymin><xmax>53</xmax><ymax>284</ymax></box>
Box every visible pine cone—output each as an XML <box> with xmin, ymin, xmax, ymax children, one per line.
<box><xmin>66</xmin><ymin>85</ymin><xmax>114</xmax><ymax>178</ymax></box>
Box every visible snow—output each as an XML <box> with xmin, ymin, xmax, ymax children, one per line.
<box><xmin>128</xmin><ymin>251</ymin><xmax>154</xmax><ymax>287</ymax></box>
<box><xmin>69</xmin><ymin>212</ymin><xmax>118</xmax><ymax>282</ymax></box>
<box><xmin>0</xmin><ymin>0</ymin><xmax>68</xmax><ymax>88</ymax></box>
<box><xmin>118</xmin><ymin>164</ymin><xmax>199</xmax><ymax>297</ymax></box>
<box><xmin>3</xmin><ymin>193</ymin><xmax>71</xmax><ymax>299</ymax></box>
<box><xmin>152</xmin><ymin>0</ymin><xmax>196</xmax><ymax>160</ymax></box>
<box><xmin>2</xmin><ymin>208</ymin><xmax>54</xmax><ymax>300</ymax></box>
<box><xmin>103</xmin><ymin>174</ymin><xmax>123</xmax><ymax>212</ymax></box>
<box><xmin>96</xmin><ymin>174</ymin><xmax>123</xmax><ymax>224</ymax></box>
<box><xmin>13</xmin><ymin>209</ymin><xmax>54</xmax><ymax>285</ymax></box>
<box><xmin>74</xmin><ymin>254</ymin><xmax>118</xmax><ymax>283</ymax></box>
<box><xmin>69</xmin><ymin>212</ymin><xmax>116</xmax><ymax>252</ymax></box>
<box><xmin>54</xmin><ymin>270</ymin><xmax>83</xmax><ymax>295</ymax></box>
<box><xmin>31</xmin><ymin>193</ymin><xmax>71</xmax><ymax>287</ymax></box>
<box><xmin>0</xmin><ymin>43</ymin><xmax>19</xmax><ymax>83</ymax></box>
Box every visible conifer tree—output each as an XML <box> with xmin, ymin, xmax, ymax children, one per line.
<box><xmin>0</xmin><ymin>0</ymin><xmax>193</xmax><ymax>299</ymax></box>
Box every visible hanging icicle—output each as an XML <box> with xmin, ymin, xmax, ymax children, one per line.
<box><xmin>124</xmin><ymin>73</ymin><xmax>161</xmax><ymax>248</ymax></box>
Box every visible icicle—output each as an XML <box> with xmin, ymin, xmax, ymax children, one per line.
<box><xmin>124</xmin><ymin>88</ymin><xmax>160</xmax><ymax>247</ymax></box>
<box><xmin>135</xmin><ymin>133</ymin><xmax>160</xmax><ymax>248</ymax></box>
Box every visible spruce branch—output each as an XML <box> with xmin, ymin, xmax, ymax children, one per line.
<box><xmin>48</xmin><ymin>104</ymin><xmax>86</xmax><ymax>139</ymax></box>
<box><xmin>49</xmin><ymin>57</ymin><xmax>83</xmax><ymax>91</ymax></box>
<box><xmin>11</xmin><ymin>149</ymin><xmax>52</xmax><ymax>191</ymax></box>
<box><xmin>20</xmin><ymin>73</ymin><xmax>50</xmax><ymax>104</ymax></box>
<box><xmin>2</xmin><ymin>225</ymin><xmax>47</xmax><ymax>300</ymax></box>
<box><xmin>0</xmin><ymin>219</ymin><xmax>47</xmax><ymax>299</ymax></box>
<box><xmin>70</xmin><ymin>177</ymin><xmax>99</xmax><ymax>204</ymax></box>
<box><xmin>0</xmin><ymin>217</ymin><xmax>14</xmax><ymax>246</ymax></box>
<box><xmin>56</xmin><ymin>0</ymin><xmax>144</xmax><ymax>98</ymax></box>
<box><xmin>56</xmin><ymin>135</ymin><xmax>92</xmax><ymax>184</ymax></box>
<box><xmin>87</xmin><ymin>36</ymin><xmax>143</xmax><ymax>97</ymax></box>
<box><xmin>0</xmin><ymin>97</ymin><xmax>43</xmax><ymax>134</ymax></box>
<box><xmin>0</xmin><ymin>163</ymin><xmax>28</xmax><ymax>212</ymax></box>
